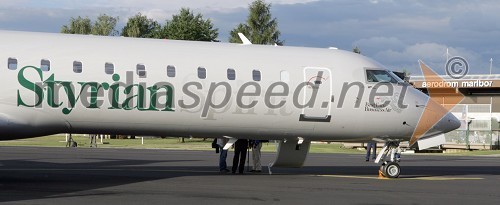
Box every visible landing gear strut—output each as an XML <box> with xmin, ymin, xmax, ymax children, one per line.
<box><xmin>374</xmin><ymin>141</ymin><xmax>401</xmax><ymax>178</ymax></box>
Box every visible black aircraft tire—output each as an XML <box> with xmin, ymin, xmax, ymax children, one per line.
<box><xmin>383</xmin><ymin>162</ymin><xmax>400</xmax><ymax>178</ymax></box>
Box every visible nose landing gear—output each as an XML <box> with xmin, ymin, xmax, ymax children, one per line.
<box><xmin>375</xmin><ymin>141</ymin><xmax>402</xmax><ymax>178</ymax></box>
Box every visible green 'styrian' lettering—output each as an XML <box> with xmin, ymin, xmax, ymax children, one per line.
<box><xmin>16</xmin><ymin>66</ymin><xmax>175</xmax><ymax>115</ymax></box>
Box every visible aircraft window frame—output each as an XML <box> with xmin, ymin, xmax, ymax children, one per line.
<box><xmin>389</xmin><ymin>71</ymin><xmax>406</xmax><ymax>83</ymax></box>
<box><xmin>167</xmin><ymin>65</ymin><xmax>176</xmax><ymax>77</ymax></box>
<box><xmin>41</xmin><ymin>59</ymin><xmax>50</xmax><ymax>71</ymax></box>
<box><xmin>136</xmin><ymin>64</ymin><xmax>146</xmax><ymax>78</ymax></box>
<box><xmin>105</xmin><ymin>62</ymin><xmax>114</xmax><ymax>74</ymax></box>
<box><xmin>365</xmin><ymin>69</ymin><xmax>399</xmax><ymax>84</ymax></box>
<box><xmin>73</xmin><ymin>61</ymin><xmax>82</xmax><ymax>73</ymax></box>
<box><xmin>227</xmin><ymin>68</ymin><xmax>236</xmax><ymax>80</ymax></box>
<box><xmin>253</xmin><ymin>69</ymin><xmax>261</xmax><ymax>81</ymax></box>
<box><xmin>198</xmin><ymin>67</ymin><xmax>206</xmax><ymax>79</ymax></box>
<box><xmin>391</xmin><ymin>71</ymin><xmax>406</xmax><ymax>82</ymax></box>
<box><xmin>8</xmin><ymin>57</ymin><xmax>17</xmax><ymax>70</ymax></box>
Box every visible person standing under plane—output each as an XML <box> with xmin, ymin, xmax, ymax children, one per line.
<box><xmin>232</xmin><ymin>139</ymin><xmax>249</xmax><ymax>174</ymax></box>
<box><xmin>217</xmin><ymin>138</ymin><xmax>230</xmax><ymax>174</ymax></box>
<box><xmin>366</xmin><ymin>141</ymin><xmax>377</xmax><ymax>162</ymax></box>
<box><xmin>89</xmin><ymin>134</ymin><xmax>97</xmax><ymax>148</ymax></box>
<box><xmin>250</xmin><ymin>140</ymin><xmax>267</xmax><ymax>172</ymax></box>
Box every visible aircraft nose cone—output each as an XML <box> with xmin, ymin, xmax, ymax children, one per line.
<box><xmin>435</xmin><ymin>112</ymin><xmax>461</xmax><ymax>133</ymax></box>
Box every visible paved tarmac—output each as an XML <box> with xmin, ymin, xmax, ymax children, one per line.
<box><xmin>0</xmin><ymin>146</ymin><xmax>499</xmax><ymax>205</ymax></box>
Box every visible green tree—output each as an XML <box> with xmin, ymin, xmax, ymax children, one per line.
<box><xmin>61</xmin><ymin>15</ymin><xmax>118</xmax><ymax>36</ymax></box>
<box><xmin>353</xmin><ymin>46</ymin><xmax>361</xmax><ymax>54</ymax></box>
<box><xmin>122</xmin><ymin>13</ymin><xmax>161</xmax><ymax>38</ymax></box>
<box><xmin>229</xmin><ymin>0</ymin><xmax>283</xmax><ymax>45</ymax></box>
<box><xmin>61</xmin><ymin>16</ymin><xmax>92</xmax><ymax>34</ymax></box>
<box><xmin>91</xmin><ymin>14</ymin><xmax>119</xmax><ymax>36</ymax></box>
<box><xmin>162</xmin><ymin>8</ymin><xmax>219</xmax><ymax>41</ymax></box>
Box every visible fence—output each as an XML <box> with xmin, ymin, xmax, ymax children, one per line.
<box><xmin>445</xmin><ymin>104</ymin><xmax>499</xmax><ymax>150</ymax></box>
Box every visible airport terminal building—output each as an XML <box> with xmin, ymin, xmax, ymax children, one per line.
<box><xmin>409</xmin><ymin>74</ymin><xmax>500</xmax><ymax>150</ymax></box>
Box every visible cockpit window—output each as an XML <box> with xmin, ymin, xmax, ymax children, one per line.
<box><xmin>366</xmin><ymin>69</ymin><xmax>400</xmax><ymax>83</ymax></box>
<box><xmin>391</xmin><ymin>71</ymin><xmax>406</xmax><ymax>81</ymax></box>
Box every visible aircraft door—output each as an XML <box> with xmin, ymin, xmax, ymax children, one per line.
<box><xmin>300</xmin><ymin>67</ymin><xmax>332</xmax><ymax>122</ymax></box>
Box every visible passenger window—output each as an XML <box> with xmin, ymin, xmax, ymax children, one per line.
<box><xmin>105</xmin><ymin>62</ymin><xmax>114</xmax><ymax>74</ymax></box>
<box><xmin>73</xmin><ymin>61</ymin><xmax>82</xmax><ymax>73</ymax></box>
<box><xmin>41</xmin><ymin>59</ymin><xmax>50</xmax><ymax>71</ymax></box>
<box><xmin>280</xmin><ymin>70</ymin><xmax>289</xmax><ymax>82</ymax></box>
<box><xmin>198</xmin><ymin>67</ymin><xmax>206</xmax><ymax>79</ymax></box>
<box><xmin>253</xmin><ymin>69</ymin><xmax>261</xmax><ymax>81</ymax></box>
<box><xmin>8</xmin><ymin>58</ymin><xmax>17</xmax><ymax>70</ymax></box>
<box><xmin>167</xmin><ymin>65</ymin><xmax>176</xmax><ymax>77</ymax></box>
<box><xmin>136</xmin><ymin>64</ymin><xmax>146</xmax><ymax>78</ymax></box>
<box><xmin>366</xmin><ymin>69</ymin><xmax>398</xmax><ymax>83</ymax></box>
<box><xmin>227</xmin><ymin>68</ymin><xmax>236</xmax><ymax>80</ymax></box>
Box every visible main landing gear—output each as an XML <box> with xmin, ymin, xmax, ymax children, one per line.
<box><xmin>374</xmin><ymin>141</ymin><xmax>401</xmax><ymax>178</ymax></box>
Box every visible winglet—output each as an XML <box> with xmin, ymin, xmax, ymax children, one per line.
<box><xmin>238</xmin><ymin>33</ymin><xmax>252</xmax><ymax>45</ymax></box>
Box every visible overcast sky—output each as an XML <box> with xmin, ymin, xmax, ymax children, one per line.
<box><xmin>1</xmin><ymin>0</ymin><xmax>499</xmax><ymax>75</ymax></box>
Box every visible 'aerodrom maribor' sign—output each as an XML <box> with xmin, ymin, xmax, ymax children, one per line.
<box><xmin>412</xmin><ymin>79</ymin><xmax>500</xmax><ymax>88</ymax></box>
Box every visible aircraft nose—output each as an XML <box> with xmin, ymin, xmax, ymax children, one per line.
<box><xmin>434</xmin><ymin>112</ymin><xmax>461</xmax><ymax>133</ymax></box>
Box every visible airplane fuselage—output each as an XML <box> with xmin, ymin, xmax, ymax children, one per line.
<box><xmin>0</xmin><ymin>31</ymin><xmax>458</xmax><ymax>143</ymax></box>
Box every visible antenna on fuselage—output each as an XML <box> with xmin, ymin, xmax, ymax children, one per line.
<box><xmin>238</xmin><ymin>33</ymin><xmax>252</xmax><ymax>45</ymax></box>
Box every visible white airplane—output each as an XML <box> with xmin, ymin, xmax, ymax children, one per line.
<box><xmin>0</xmin><ymin>30</ymin><xmax>460</xmax><ymax>178</ymax></box>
